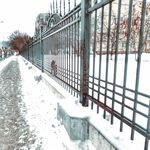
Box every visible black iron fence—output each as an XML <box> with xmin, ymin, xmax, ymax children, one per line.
<box><xmin>21</xmin><ymin>0</ymin><xmax>150</xmax><ymax>149</ymax></box>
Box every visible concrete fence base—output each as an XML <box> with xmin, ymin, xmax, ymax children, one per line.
<box><xmin>57</xmin><ymin>102</ymin><xmax>89</xmax><ymax>141</ymax></box>
<box><xmin>57</xmin><ymin>100</ymin><xmax>118</xmax><ymax>150</ymax></box>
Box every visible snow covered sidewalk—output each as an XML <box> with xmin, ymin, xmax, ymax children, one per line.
<box><xmin>1</xmin><ymin>56</ymin><xmax>148</xmax><ymax>150</ymax></box>
<box><xmin>0</xmin><ymin>58</ymin><xmax>35</xmax><ymax>149</ymax></box>
<box><xmin>0</xmin><ymin>56</ymin><xmax>95</xmax><ymax>150</ymax></box>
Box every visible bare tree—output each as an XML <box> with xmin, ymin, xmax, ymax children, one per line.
<box><xmin>9</xmin><ymin>31</ymin><xmax>32</xmax><ymax>53</ymax></box>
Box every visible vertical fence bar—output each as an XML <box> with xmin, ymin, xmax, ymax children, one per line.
<box><xmin>67</xmin><ymin>19</ymin><xmax>69</xmax><ymax>90</ymax></box>
<box><xmin>97</xmin><ymin>6</ymin><xmax>104</xmax><ymax>113</ymax></box>
<box><xmin>144</xmin><ymin>101</ymin><xmax>150</xmax><ymax>150</ymax></box>
<box><xmin>131</xmin><ymin>0</ymin><xmax>147</xmax><ymax>140</ymax></box>
<box><xmin>77</xmin><ymin>11</ymin><xmax>80</xmax><ymax>98</ymax></box>
<box><xmin>32</xmin><ymin>43</ymin><xmax>33</xmax><ymax>63</ymax></box>
<box><xmin>111</xmin><ymin>0</ymin><xmax>122</xmax><ymax>125</ymax></box>
<box><xmin>53</xmin><ymin>0</ymin><xmax>55</xmax><ymax>14</ymax></box>
<box><xmin>120</xmin><ymin>0</ymin><xmax>133</xmax><ymax>132</ymax></box>
<box><xmin>75</xmin><ymin>0</ymin><xmax>77</xmax><ymax>7</ymax></box>
<box><xmin>60</xmin><ymin>30</ymin><xmax>63</xmax><ymax>85</ymax></box>
<box><xmin>50</xmin><ymin>4</ymin><xmax>53</xmax><ymax>15</ymax></box>
<box><xmin>103</xmin><ymin>2</ymin><xmax>112</xmax><ymax>119</ymax></box>
<box><xmin>91</xmin><ymin>0</ymin><xmax>98</xmax><ymax>110</ymax></box>
<box><xmin>64</xmin><ymin>0</ymin><xmax>65</xmax><ymax>16</ymax></box>
<box><xmin>27</xmin><ymin>45</ymin><xmax>29</xmax><ymax>61</ymax></box>
<box><xmin>50</xmin><ymin>3</ymin><xmax>51</xmax><ymax>15</ymax></box>
<box><xmin>68</xmin><ymin>0</ymin><xmax>70</xmax><ymax>12</ymax></box>
<box><xmin>71</xmin><ymin>15</ymin><xmax>74</xmax><ymax>95</ymax></box>
<box><xmin>64</xmin><ymin>28</ymin><xmax>66</xmax><ymax>87</ymax></box>
<box><xmin>56</xmin><ymin>0</ymin><xmax>58</xmax><ymax>13</ymax></box>
<box><xmin>61</xmin><ymin>23</ymin><xmax>63</xmax><ymax>84</ymax></box>
<box><xmin>80</xmin><ymin>0</ymin><xmax>91</xmax><ymax>106</ymax></box>
<box><xmin>32</xmin><ymin>44</ymin><xmax>34</xmax><ymax>64</ymax></box>
<box><xmin>66</xmin><ymin>21</ymin><xmax>68</xmax><ymax>89</ymax></box>
<box><xmin>40</xmin><ymin>26</ymin><xmax>44</xmax><ymax>72</ymax></box>
<box><xmin>60</xmin><ymin>0</ymin><xmax>62</xmax><ymax>16</ymax></box>
<box><xmin>69</xmin><ymin>18</ymin><xmax>71</xmax><ymax>93</ymax></box>
<box><xmin>74</xmin><ymin>14</ymin><xmax>77</xmax><ymax>96</ymax></box>
<box><xmin>65</xmin><ymin>26</ymin><xmax>67</xmax><ymax>88</ymax></box>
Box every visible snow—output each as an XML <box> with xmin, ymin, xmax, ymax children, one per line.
<box><xmin>89</xmin><ymin>53</ymin><xmax>150</xmax><ymax>95</ymax></box>
<box><xmin>88</xmin><ymin>53</ymin><xmax>150</xmax><ymax>150</ymax></box>
<box><xmin>53</xmin><ymin>53</ymin><xmax>150</xmax><ymax>150</ymax></box>
<box><xmin>17</xmin><ymin>56</ymin><xmax>95</xmax><ymax>150</ymax></box>
<box><xmin>88</xmin><ymin>109</ymin><xmax>146</xmax><ymax>150</ymax></box>
<box><xmin>0</xmin><ymin>57</ymin><xmax>15</xmax><ymax>73</ymax></box>
<box><xmin>0</xmin><ymin>54</ymin><xmax>149</xmax><ymax>150</ymax></box>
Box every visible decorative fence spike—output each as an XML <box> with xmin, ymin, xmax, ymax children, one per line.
<box><xmin>60</xmin><ymin>0</ymin><xmax>62</xmax><ymax>16</ymax></box>
<box><xmin>144</xmin><ymin>100</ymin><xmax>150</xmax><ymax>150</ymax></box>
<box><xmin>53</xmin><ymin>0</ymin><xmax>55</xmax><ymax>13</ymax></box>
<box><xmin>75</xmin><ymin>0</ymin><xmax>77</xmax><ymax>7</ymax></box>
<box><xmin>64</xmin><ymin>0</ymin><xmax>65</xmax><ymax>15</ymax></box>
<box><xmin>49</xmin><ymin>3</ymin><xmax>51</xmax><ymax>15</ymax></box>
<box><xmin>50</xmin><ymin>3</ymin><xmax>52</xmax><ymax>15</ymax></box>
<box><xmin>56</xmin><ymin>0</ymin><xmax>58</xmax><ymax>13</ymax></box>
<box><xmin>68</xmin><ymin>0</ymin><xmax>70</xmax><ymax>12</ymax></box>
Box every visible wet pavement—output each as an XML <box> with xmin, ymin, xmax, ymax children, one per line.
<box><xmin>0</xmin><ymin>59</ymin><xmax>37</xmax><ymax>150</ymax></box>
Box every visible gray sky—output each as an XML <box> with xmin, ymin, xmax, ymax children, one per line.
<box><xmin>0</xmin><ymin>0</ymin><xmax>50</xmax><ymax>41</ymax></box>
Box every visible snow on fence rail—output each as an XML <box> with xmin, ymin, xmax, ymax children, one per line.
<box><xmin>21</xmin><ymin>0</ymin><xmax>150</xmax><ymax>149</ymax></box>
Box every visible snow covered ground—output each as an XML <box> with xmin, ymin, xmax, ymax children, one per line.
<box><xmin>0</xmin><ymin>56</ymin><xmax>95</xmax><ymax>150</ymax></box>
<box><xmin>49</xmin><ymin>53</ymin><xmax>150</xmax><ymax>150</ymax></box>
<box><xmin>0</xmin><ymin>55</ymin><xmax>149</xmax><ymax>150</ymax></box>
<box><xmin>88</xmin><ymin>53</ymin><xmax>150</xmax><ymax>150</ymax></box>
<box><xmin>19</xmin><ymin>53</ymin><xmax>150</xmax><ymax>150</ymax></box>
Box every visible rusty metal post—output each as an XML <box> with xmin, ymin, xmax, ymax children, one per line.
<box><xmin>80</xmin><ymin>0</ymin><xmax>91</xmax><ymax>106</ymax></box>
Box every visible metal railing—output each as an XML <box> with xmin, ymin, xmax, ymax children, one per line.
<box><xmin>21</xmin><ymin>0</ymin><xmax>150</xmax><ymax>149</ymax></box>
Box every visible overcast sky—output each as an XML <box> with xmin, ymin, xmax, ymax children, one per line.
<box><xmin>0</xmin><ymin>0</ymin><xmax>50</xmax><ymax>41</ymax></box>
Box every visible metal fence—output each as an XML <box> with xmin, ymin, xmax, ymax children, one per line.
<box><xmin>21</xmin><ymin>0</ymin><xmax>150</xmax><ymax>149</ymax></box>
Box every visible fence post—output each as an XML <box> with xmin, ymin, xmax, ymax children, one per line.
<box><xmin>27</xmin><ymin>45</ymin><xmax>29</xmax><ymax>61</ymax></box>
<box><xmin>144</xmin><ymin>100</ymin><xmax>150</xmax><ymax>150</ymax></box>
<box><xmin>80</xmin><ymin>0</ymin><xmax>91</xmax><ymax>106</ymax></box>
<box><xmin>40</xmin><ymin>25</ymin><xmax>44</xmax><ymax>72</ymax></box>
<box><xmin>31</xmin><ymin>42</ymin><xmax>33</xmax><ymax>63</ymax></box>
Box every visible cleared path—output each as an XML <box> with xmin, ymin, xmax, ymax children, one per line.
<box><xmin>0</xmin><ymin>59</ymin><xmax>38</xmax><ymax>149</ymax></box>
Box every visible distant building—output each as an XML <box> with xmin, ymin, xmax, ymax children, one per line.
<box><xmin>35</xmin><ymin>13</ymin><xmax>50</xmax><ymax>36</ymax></box>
